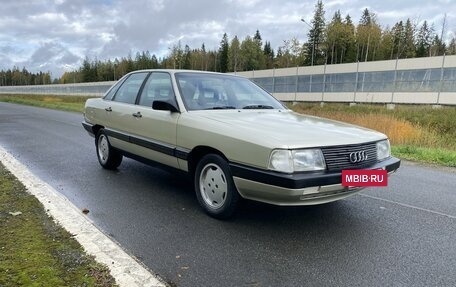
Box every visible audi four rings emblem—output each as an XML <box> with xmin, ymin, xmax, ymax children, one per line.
<box><xmin>349</xmin><ymin>151</ymin><xmax>367</xmax><ymax>163</ymax></box>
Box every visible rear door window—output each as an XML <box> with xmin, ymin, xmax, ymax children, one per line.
<box><xmin>112</xmin><ymin>72</ymin><xmax>148</xmax><ymax>104</ymax></box>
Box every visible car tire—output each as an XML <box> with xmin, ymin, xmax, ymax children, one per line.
<box><xmin>194</xmin><ymin>154</ymin><xmax>240</xmax><ymax>219</ymax></box>
<box><xmin>95</xmin><ymin>129</ymin><xmax>122</xmax><ymax>170</ymax></box>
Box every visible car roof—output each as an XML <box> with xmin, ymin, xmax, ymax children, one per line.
<box><xmin>125</xmin><ymin>69</ymin><xmax>245</xmax><ymax>78</ymax></box>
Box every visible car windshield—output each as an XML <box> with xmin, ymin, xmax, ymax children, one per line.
<box><xmin>175</xmin><ymin>72</ymin><xmax>285</xmax><ymax>111</ymax></box>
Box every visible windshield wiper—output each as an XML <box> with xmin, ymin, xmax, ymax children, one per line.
<box><xmin>207</xmin><ymin>105</ymin><xmax>237</xmax><ymax>110</ymax></box>
<box><xmin>242</xmin><ymin>104</ymin><xmax>274</xmax><ymax>109</ymax></box>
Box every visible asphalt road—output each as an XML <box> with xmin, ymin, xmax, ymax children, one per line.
<box><xmin>1</xmin><ymin>102</ymin><xmax>455</xmax><ymax>287</ymax></box>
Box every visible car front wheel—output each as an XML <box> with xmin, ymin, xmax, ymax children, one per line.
<box><xmin>95</xmin><ymin>129</ymin><xmax>122</xmax><ymax>170</ymax></box>
<box><xmin>194</xmin><ymin>154</ymin><xmax>240</xmax><ymax>219</ymax></box>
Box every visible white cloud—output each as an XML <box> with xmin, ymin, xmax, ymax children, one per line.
<box><xmin>225</xmin><ymin>0</ymin><xmax>262</xmax><ymax>8</ymax></box>
<box><xmin>28</xmin><ymin>12</ymin><xmax>67</xmax><ymax>22</ymax></box>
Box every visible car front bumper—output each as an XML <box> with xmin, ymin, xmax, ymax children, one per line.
<box><xmin>230</xmin><ymin>157</ymin><xmax>401</xmax><ymax>206</ymax></box>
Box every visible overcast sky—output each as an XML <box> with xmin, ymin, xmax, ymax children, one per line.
<box><xmin>1</xmin><ymin>0</ymin><xmax>455</xmax><ymax>78</ymax></box>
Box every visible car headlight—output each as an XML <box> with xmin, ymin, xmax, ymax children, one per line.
<box><xmin>268</xmin><ymin>149</ymin><xmax>326</xmax><ymax>173</ymax></box>
<box><xmin>377</xmin><ymin>139</ymin><xmax>391</xmax><ymax>160</ymax></box>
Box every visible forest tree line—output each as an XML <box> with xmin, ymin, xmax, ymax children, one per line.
<box><xmin>0</xmin><ymin>68</ymin><xmax>52</xmax><ymax>86</ymax></box>
<box><xmin>2</xmin><ymin>0</ymin><xmax>456</xmax><ymax>86</ymax></box>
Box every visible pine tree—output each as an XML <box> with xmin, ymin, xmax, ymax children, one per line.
<box><xmin>254</xmin><ymin>30</ymin><xmax>263</xmax><ymax>47</ymax></box>
<box><xmin>305</xmin><ymin>0</ymin><xmax>325</xmax><ymax>66</ymax></box>
<box><xmin>359</xmin><ymin>8</ymin><xmax>372</xmax><ymax>26</ymax></box>
<box><xmin>342</xmin><ymin>14</ymin><xmax>357</xmax><ymax>63</ymax></box>
<box><xmin>201</xmin><ymin>43</ymin><xmax>207</xmax><ymax>70</ymax></box>
<box><xmin>219</xmin><ymin>33</ymin><xmax>229</xmax><ymax>73</ymax></box>
<box><xmin>416</xmin><ymin>21</ymin><xmax>433</xmax><ymax>57</ymax></box>
<box><xmin>253</xmin><ymin>30</ymin><xmax>266</xmax><ymax>69</ymax></box>
<box><xmin>183</xmin><ymin>45</ymin><xmax>192</xmax><ymax>69</ymax></box>
<box><xmin>391</xmin><ymin>21</ymin><xmax>405</xmax><ymax>58</ymax></box>
<box><xmin>263</xmin><ymin>41</ymin><xmax>274</xmax><ymax>69</ymax></box>
<box><xmin>403</xmin><ymin>19</ymin><xmax>416</xmax><ymax>58</ymax></box>
<box><xmin>430</xmin><ymin>35</ymin><xmax>446</xmax><ymax>56</ymax></box>
<box><xmin>81</xmin><ymin>57</ymin><xmax>97</xmax><ymax>82</ymax></box>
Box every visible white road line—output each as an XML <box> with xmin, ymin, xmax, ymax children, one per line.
<box><xmin>0</xmin><ymin>146</ymin><xmax>167</xmax><ymax>287</ymax></box>
<box><xmin>359</xmin><ymin>193</ymin><xmax>456</xmax><ymax>220</ymax></box>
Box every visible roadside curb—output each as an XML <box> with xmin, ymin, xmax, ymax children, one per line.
<box><xmin>0</xmin><ymin>146</ymin><xmax>167</xmax><ymax>287</ymax></box>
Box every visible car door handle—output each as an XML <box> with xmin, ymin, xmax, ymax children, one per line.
<box><xmin>132</xmin><ymin>112</ymin><xmax>142</xmax><ymax>118</ymax></box>
<box><xmin>105</xmin><ymin>107</ymin><xmax>112</xmax><ymax>112</ymax></box>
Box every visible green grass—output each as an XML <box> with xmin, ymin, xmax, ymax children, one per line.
<box><xmin>0</xmin><ymin>94</ymin><xmax>91</xmax><ymax>113</ymax></box>
<box><xmin>392</xmin><ymin>145</ymin><xmax>456</xmax><ymax>167</ymax></box>
<box><xmin>1</xmin><ymin>94</ymin><xmax>455</xmax><ymax>168</ymax></box>
<box><xmin>0</xmin><ymin>163</ymin><xmax>117</xmax><ymax>287</ymax></box>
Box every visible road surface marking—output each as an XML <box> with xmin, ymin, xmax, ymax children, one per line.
<box><xmin>359</xmin><ymin>193</ymin><xmax>456</xmax><ymax>219</ymax></box>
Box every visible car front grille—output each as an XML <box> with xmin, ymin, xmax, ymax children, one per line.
<box><xmin>321</xmin><ymin>142</ymin><xmax>378</xmax><ymax>171</ymax></box>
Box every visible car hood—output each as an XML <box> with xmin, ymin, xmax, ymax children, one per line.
<box><xmin>191</xmin><ymin>109</ymin><xmax>386</xmax><ymax>149</ymax></box>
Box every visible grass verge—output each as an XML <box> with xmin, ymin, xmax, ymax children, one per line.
<box><xmin>392</xmin><ymin>145</ymin><xmax>456</xmax><ymax>167</ymax></box>
<box><xmin>0</xmin><ymin>94</ymin><xmax>91</xmax><ymax>113</ymax></box>
<box><xmin>0</xmin><ymin>163</ymin><xmax>117</xmax><ymax>287</ymax></box>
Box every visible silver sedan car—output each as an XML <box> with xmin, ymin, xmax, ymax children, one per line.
<box><xmin>83</xmin><ymin>70</ymin><xmax>400</xmax><ymax>218</ymax></box>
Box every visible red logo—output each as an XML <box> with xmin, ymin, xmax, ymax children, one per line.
<box><xmin>342</xmin><ymin>169</ymin><xmax>388</xmax><ymax>187</ymax></box>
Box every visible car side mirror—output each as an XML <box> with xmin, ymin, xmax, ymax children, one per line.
<box><xmin>152</xmin><ymin>100</ymin><xmax>179</xmax><ymax>113</ymax></box>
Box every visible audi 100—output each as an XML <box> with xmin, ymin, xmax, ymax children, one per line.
<box><xmin>82</xmin><ymin>70</ymin><xmax>401</xmax><ymax>219</ymax></box>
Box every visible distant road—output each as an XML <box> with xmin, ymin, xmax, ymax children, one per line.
<box><xmin>1</xmin><ymin>102</ymin><xmax>455</xmax><ymax>287</ymax></box>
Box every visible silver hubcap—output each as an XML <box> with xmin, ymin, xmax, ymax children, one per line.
<box><xmin>97</xmin><ymin>134</ymin><xmax>109</xmax><ymax>164</ymax></box>
<box><xmin>199</xmin><ymin>163</ymin><xmax>227</xmax><ymax>209</ymax></box>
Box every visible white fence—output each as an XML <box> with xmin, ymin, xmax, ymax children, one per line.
<box><xmin>0</xmin><ymin>81</ymin><xmax>115</xmax><ymax>96</ymax></box>
<box><xmin>236</xmin><ymin>55</ymin><xmax>456</xmax><ymax>105</ymax></box>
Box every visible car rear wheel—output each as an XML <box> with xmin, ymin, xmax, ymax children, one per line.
<box><xmin>96</xmin><ymin>129</ymin><xmax>122</xmax><ymax>170</ymax></box>
<box><xmin>194</xmin><ymin>154</ymin><xmax>240</xmax><ymax>219</ymax></box>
